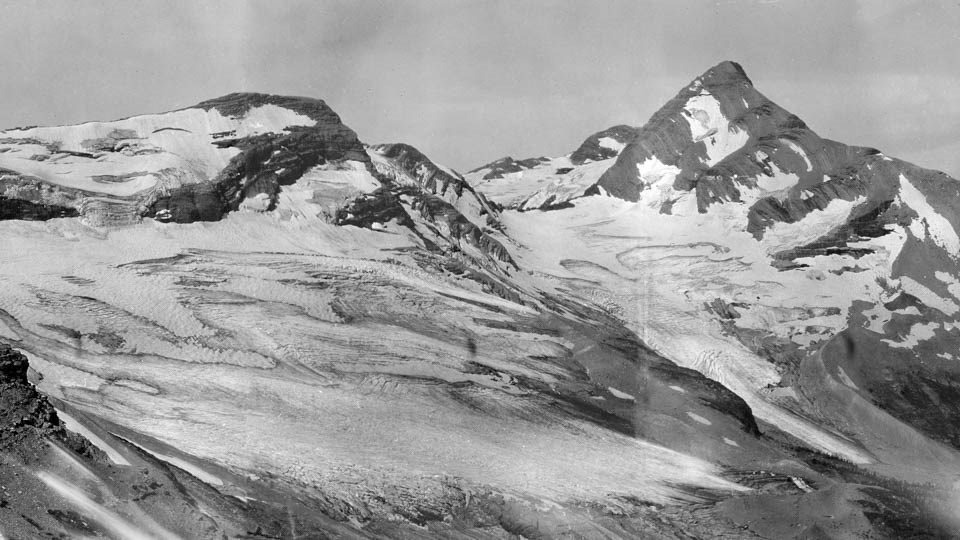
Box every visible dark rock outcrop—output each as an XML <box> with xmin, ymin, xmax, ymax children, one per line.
<box><xmin>407</xmin><ymin>190</ymin><xmax>517</xmax><ymax>268</ymax></box>
<box><xmin>369</xmin><ymin>142</ymin><xmax>499</xmax><ymax>224</ymax></box>
<box><xmin>468</xmin><ymin>156</ymin><xmax>550</xmax><ymax>180</ymax></box>
<box><xmin>0</xmin><ymin>343</ymin><xmax>30</xmax><ymax>382</ymax></box>
<box><xmin>367</xmin><ymin>142</ymin><xmax>515</xmax><ymax>267</ymax></box>
<box><xmin>148</xmin><ymin>182</ymin><xmax>225</xmax><ymax>223</ymax></box>
<box><xmin>194</xmin><ymin>92</ymin><xmax>350</xmax><ymax>124</ymax></box>
<box><xmin>569</xmin><ymin>124</ymin><xmax>640</xmax><ymax>165</ymax></box>
<box><xmin>370</xmin><ymin>143</ymin><xmax>468</xmax><ymax>197</ymax></box>
<box><xmin>586</xmin><ymin>60</ymin><xmax>953</xmax><ymax>248</ymax></box>
<box><xmin>705</xmin><ymin>298</ymin><xmax>743</xmax><ymax>320</ymax></box>
<box><xmin>149</xmin><ymin>96</ymin><xmax>369</xmax><ymax>223</ymax></box>
<box><xmin>0</xmin><ymin>344</ymin><xmax>72</xmax><ymax>457</ymax></box>
<box><xmin>0</xmin><ymin>195</ymin><xmax>78</xmax><ymax>220</ymax></box>
<box><xmin>335</xmin><ymin>187</ymin><xmax>412</xmax><ymax>229</ymax></box>
<box><xmin>0</xmin><ymin>172</ymin><xmax>84</xmax><ymax>220</ymax></box>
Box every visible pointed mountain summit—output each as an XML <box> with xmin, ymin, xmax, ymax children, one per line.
<box><xmin>594</xmin><ymin>60</ymin><xmax>825</xmax><ymax>205</ymax></box>
<box><xmin>587</xmin><ymin>60</ymin><xmax>947</xmax><ymax>250</ymax></box>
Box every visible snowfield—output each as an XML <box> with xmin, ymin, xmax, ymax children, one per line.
<box><xmin>0</xmin><ymin>104</ymin><xmax>316</xmax><ymax>197</ymax></box>
<box><xmin>0</xmin><ymin>203</ymin><xmax>747</xmax><ymax>509</ymax></box>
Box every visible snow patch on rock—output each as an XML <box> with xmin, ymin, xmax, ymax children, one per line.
<box><xmin>900</xmin><ymin>276</ymin><xmax>959</xmax><ymax>316</ymax></box>
<box><xmin>682</xmin><ymin>93</ymin><xmax>749</xmax><ymax>166</ymax></box>
<box><xmin>635</xmin><ymin>156</ymin><xmax>692</xmax><ymax>211</ymax></box>
<box><xmin>884</xmin><ymin>321</ymin><xmax>941</xmax><ymax>349</ymax></box>
<box><xmin>598</xmin><ymin>137</ymin><xmax>626</xmax><ymax>153</ymax></box>
<box><xmin>836</xmin><ymin>366</ymin><xmax>860</xmax><ymax>390</ymax></box>
<box><xmin>519</xmin><ymin>158</ymin><xmax>613</xmax><ymax>210</ymax></box>
<box><xmin>761</xmin><ymin>197</ymin><xmax>865</xmax><ymax>254</ymax></box>
<box><xmin>117</xmin><ymin>436</ymin><xmax>224</xmax><ymax>487</ymax></box>
<box><xmin>783</xmin><ymin>139</ymin><xmax>812</xmax><ymax>172</ymax></box>
<box><xmin>56</xmin><ymin>410</ymin><xmax>131</xmax><ymax>466</ymax></box>
<box><xmin>899</xmin><ymin>174</ymin><xmax>960</xmax><ymax>258</ymax></box>
<box><xmin>757</xmin><ymin>162</ymin><xmax>800</xmax><ymax>192</ymax></box>
<box><xmin>936</xmin><ymin>271</ymin><xmax>960</xmax><ymax>300</ymax></box>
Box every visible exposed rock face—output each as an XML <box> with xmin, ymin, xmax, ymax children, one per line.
<box><xmin>335</xmin><ymin>187</ymin><xmax>412</xmax><ymax>229</ymax></box>
<box><xmin>0</xmin><ymin>343</ymin><xmax>29</xmax><ymax>380</ymax></box>
<box><xmin>405</xmin><ymin>191</ymin><xmax>517</xmax><ymax>268</ymax></box>
<box><xmin>148</xmin><ymin>181</ymin><xmax>226</xmax><ymax>223</ymax></box>
<box><xmin>368</xmin><ymin>142</ymin><xmax>500</xmax><ymax>226</ymax></box>
<box><xmin>367</xmin><ymin>142</ymin><xmax>516</xmax><ymax>268</ymax></box>
<box><xmin>0</xmin><ymin>344</ymin><xmax>83</xmax><ymax>460</ymax></box>
<box><xmin>467</xmin><ymin>156</ymin><xmax>550</xmax><ymax>180</ymax></box>
<box><xmin>586</xmin><ymin>61</ymin><xmax>917</xmax><ymax>241</ymax></box>
<box><xmin>0</xmin><ymin>345</ymin><xmax>60</xmax><ymax>436</ymax></box>
<box><xmin>0</xmin><ymin>194</ymin><xmax>78</xmax><ymax>220</ymax></box>
<box><xmin>0</xmin><ymin>172</ymin><xmax>83</xmax><ymax>219</ymax></box>
<box><xmin>569</xmin><ymin>124</ymin><xmax>640</xmax><ymax>165</ymax></box>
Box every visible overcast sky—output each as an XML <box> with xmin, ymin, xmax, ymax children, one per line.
<box><xmin>1</xmin><ymin>0</ymin><xmax>958</xmax><ymax>176</ymax></box>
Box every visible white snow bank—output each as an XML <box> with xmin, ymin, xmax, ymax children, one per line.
<box><xmin>936</xmin><ymin>271</ymin><xmax>960</xmax><ymax>300</ymax></box>
<box><xmin>783</xmin><ymin>139</ymin><xmax>812</xmax><ymax>172</ymax></box>
<box><xmin>761</xmin><ymin>197</ymin><xmax>865</xmax><ymax>254</ymax></box>
<box><xmin>900</xmin><ymin>276</ymin><xmax>959</xmax><ymax>316</ymax></box>
<box><xmin>899</xmin><ymin>174</ymin><xmax>960</xmax><ymax>258</ymax></box>
<box><xmin>884</xmin><ymin>321</ymin><xmax>941</xmax><ymax>349</ymax></box>
<box><xmin>598</xmin><ymin>137</ymin><xmax>626</xmax><ymax>153</ymax></box>
<box><xmin>56</xmin><ymin>410</ymin><xmax>131</xmax><ymax>466</ymax></box>
<box><xmin>683</xmin><ymin>93</ymin><xmax>749</xmax><ymax>166</ymax></box>
<box><xmin>117</xmin><ymin>436</ymin><xmax>224</xmax><ymax>487</ymax></box>
<box><xmin>635</xmin><ymin>156</ymin><xmax>689</xmax><ymax>210</ymax></box>
<box><xmin>757</xmin><ymin>162</ymin><xmax>799</xmax><ymax>192</ymax></box>
<box><xmin>835</xmin><ymin>366</ymin><xmax>860</xmax><ymax>390</ymax></box>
